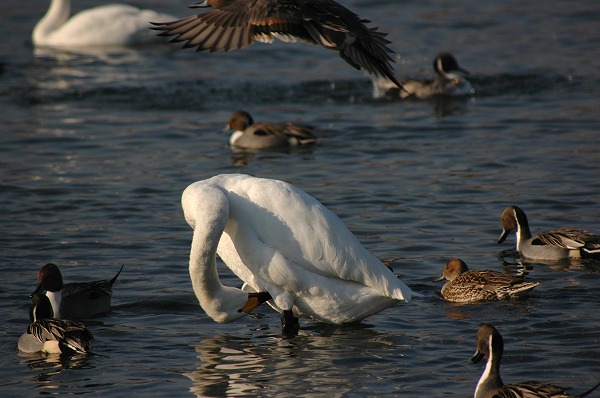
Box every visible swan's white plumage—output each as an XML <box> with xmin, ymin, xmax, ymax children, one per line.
<box><xmin>33</xmin><ymin>0</ymin><xmax>175</xmax><ymax>48</ymax></box>
<box><xmin>182</xmin><ymin>174</ymin><xmax>415</xmax><ymax>325</ymax></box>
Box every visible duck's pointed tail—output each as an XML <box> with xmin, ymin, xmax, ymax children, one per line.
<box><xmin>109</xmin><ymin>264</ymin><xmax>124</xmax><ymax>288</ymax></box>
<box><xmin>574</xmin><ymin>382</ymin><xmax>600</xmax><ymax>398</ymax></box>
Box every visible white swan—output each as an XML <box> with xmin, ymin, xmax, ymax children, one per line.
<box><xmin>181</xmin><ymin>174</ymin><xmax>416</xmax><ymax>333</ymax></box>
<box><xmin>33</xmin><ymin>0</ymin><xmax>175</xmax><ymax>48</ymax></box>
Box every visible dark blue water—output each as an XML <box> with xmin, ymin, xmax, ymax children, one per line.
<box><xmin>1</xmin><ymin>1</ymin><xmax>599</xmax><ymax>397</ymax></box>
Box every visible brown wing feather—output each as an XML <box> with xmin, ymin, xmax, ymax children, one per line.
<box><xmin>152</xmin><ymin>0</ymin><xmax>403</xmax><ymax>88</ymax></box>
<box><xmin>153</xmin><ymin>12</ymin><xmax>256</xmax><ymax>52</ymax></box>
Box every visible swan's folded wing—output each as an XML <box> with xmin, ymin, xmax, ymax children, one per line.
<box><xmin>220</xmin><ymin>175</ymin><xmax>414</xmax><ymax>302</ymax></box>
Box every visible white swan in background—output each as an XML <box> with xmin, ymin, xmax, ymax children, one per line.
<box><xmin>33</xmin><ymin>0</ymin><xmax>175</xmax><ymax>48</ymax></box>
<box><xmin>181</xmin><ymin>174</ymin><xmax>417</xmax><ymax>334</ymax></box>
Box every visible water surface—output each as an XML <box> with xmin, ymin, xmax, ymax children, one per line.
<box><xmin>1</xmin><ymin>1</ymin><xmax>599</xmax><ymax>397</ymax></box>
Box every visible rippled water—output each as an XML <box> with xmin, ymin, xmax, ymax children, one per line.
<box><xmin>1</xmin><ymin>0</ymin><xmax>599</xmax><ymax>397</ymax></box>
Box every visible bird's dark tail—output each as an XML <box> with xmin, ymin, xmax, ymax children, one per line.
<box><xmin>575</xmin><ymin>382</ymin><xmax>600</xmax><ymax>398</ymax></box>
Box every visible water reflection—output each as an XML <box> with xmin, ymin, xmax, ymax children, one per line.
<box><xmin>185</xmin><ymin>325</ymin><xmax>408</xmax><ymax>397</ymax></box>
<box><xmin>429</xmin><ymin>96</ymin><xmax>473</xmax><ymax>118</ymax></box>
<box><xmin>27</xmin><ymin>46</ymin><xmax>179</xmax><ymax>106</ymax></box>
<box><xmin>497</xmin><ymin>250</ymin><xmax>590</xmax><ymax>271</ymax></box>
<box><xmin>229</xmin><ymin>145</ymin><xmax>319</xmax><ymax>166</ymax></box>
<box><xmin>33</xmin><ymin>46</ymin><xmax>166</xmax><ymax>65</ymax></box>
<box><xmin>19</xmin><ymin>352</ymin><xmax>94</xmax><ymax>391</ymax></box>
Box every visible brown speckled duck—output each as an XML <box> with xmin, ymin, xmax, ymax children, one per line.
<box><xmin>435</xmin><ymin>259</ymin><xmax>539</xmax><ymax>303</ymax></box>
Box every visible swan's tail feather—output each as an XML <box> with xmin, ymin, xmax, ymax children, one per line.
<box><xmin>392</xmin><ymin>283</ymin><xmax>421</xmax><ymax>303</ymax></box>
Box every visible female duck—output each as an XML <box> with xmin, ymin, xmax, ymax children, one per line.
<box><xmin>153</xmin><ymin>0</ymin><xmax>405</xmax><ymax>89</ymax></box>
<box><xmin>33</xmin><ymin>0</ymin><xmax>175</xmax><ymax>48</ymax></box>
<box><xmin>181</xmin><ymin>174</ymin><xmax>417</xmax><ymax>334</ymax></box>
<box><xmin>226</xmin><ymin>111</ymin><xmax>319</xmax><ymax>150</ymax></box>
<box><xmin>32</xmin><ymin>263</ymin><xmax>123</xmax><ymax>318</ymax></box>
<box><xmin>472</xmin><ymin>323</ymin><xmax>599</xmax><ymax>398</ymax></box>
<box><xmin>18</xmin><ymin>294</ymin><xmax>94</xmax><ymax>355</ymax></box>
<box><xmin>498</xmin><ymin>205</ymin><xmax>600</xmax><ymax>260</ymax></box>
<box><xmin>435</xmin><ymin>259</ymin><xmax>539</xmax><ymax>303</ymax></box>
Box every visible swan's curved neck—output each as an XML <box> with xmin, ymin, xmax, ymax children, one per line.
<box><xmin>186</xmin><ymin>188</ymin><xmax>249</xmax><ymax>323</ymax></box>
<box><xmin>33</xmin><ymin>0</ymin><xmax>71</xmax><ymax>44</ymax></box>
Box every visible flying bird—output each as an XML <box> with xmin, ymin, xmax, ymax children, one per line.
<box><xmin>152</xmin><ymin>0</ymin><xmax>405</xmax><ymax>89</ymax></box>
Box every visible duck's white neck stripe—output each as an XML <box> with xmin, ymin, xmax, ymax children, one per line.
<box><xmin>475</xmin><ymin>334</ymin><xmax>494</xmax><ymax>398</ymax></box>
<box><xmin>229</xmin><ymin>130</ymin><xmax>244</xmax><ymax>145</ymax></box>
<box><xmin>512</xmin><ymin>208</ymin><xmax>523</xmax><ymax>249</ymax></box>
<box><xmin>436</xmin><ymin>57</ymin><xmax>444</xmax><ymax>74</ymax></box>
<box><xmin>46</xmin><ymin>290</ymin><xmax>62</xmax><ymax>318</ymax></box>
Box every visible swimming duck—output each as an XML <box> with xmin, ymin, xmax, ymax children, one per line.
<box><xmin>472</xmin><ymin>323</ymin><xmax>600</xmax><ymax>398</ymax></box>
<box><xmin>374</xmin><ymin>53</ymin><xmax>472</xmax><ymax>99</ymax></box>
<box><xmin>32</xmin><ymin>263</ymin><xmax>123</xmax><ymax>318</ymax></box>
<box><xmin>152</xmin><ymin>0</ymin><xmax>405</xmax><ymax>89</ymax></box>
<box><xmin>33</xmin><ymin>0</ymin><xmax>175</xmax><ymax>48</ymax></box>
<box><xmin>435</xmin><ymin>259</ymin><xmax>539</xmax><ymax>303</ymax></box>
<box><xmin>18</xmin><ymin>294</ymin><xmax>94</xmax><ymax>355</ymax></box>
<box><xmin>226</xmin><ymin>110</ymin><xmax>318</xmax><ymax>149</ymax></box>
<box><xmin>498</xmin><ymin>205</ymin><xmax>600</xmax><ymax>261</ymax></box>
<box><xmin>181</xmin><ymin>174</ymin><xmax>417</xmax><ymax>335</ymax></box>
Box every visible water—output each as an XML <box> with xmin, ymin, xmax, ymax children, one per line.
<box><xmin>1</xmin><ymin>0</ymin><xmax>599</xmax><ymax>396</ymax></box>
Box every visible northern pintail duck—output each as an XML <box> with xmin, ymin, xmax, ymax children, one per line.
<box><xmin>152</xmin><ymin>0</ymin><xmax>405</xmax><ymax>89</ymax></box>
<box><xmin>18</xmin><ymin>294</ymin><xmax>94</xmax><ymax>355</ymax></box>
<box><xmin>226</xmin><ymin>110</ymin><xmax>318</xmax><ymax>149</ymax></box>
<box><xmin>435</xmin><ymin>259</ymin><xmax>539</xmax><ymax>303</ymax></box>
<box><xmin>498</xmin><ymin>205</ymin><xmax>600</xmax><ymax>261</ymax></box>
<box><xmin>32</xmin><ymin>263</ymin><xmax>123</xmax><ymax>318</ymax></box>
<box><xmin>374</xmin><ymin>53</ymin><xmax>472</xmax><ymax>99</ymax></box>
<box><xmin>471</xmin><ymin>323</ymin><xmax>600</xmax><ymax>398</ymax></box>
